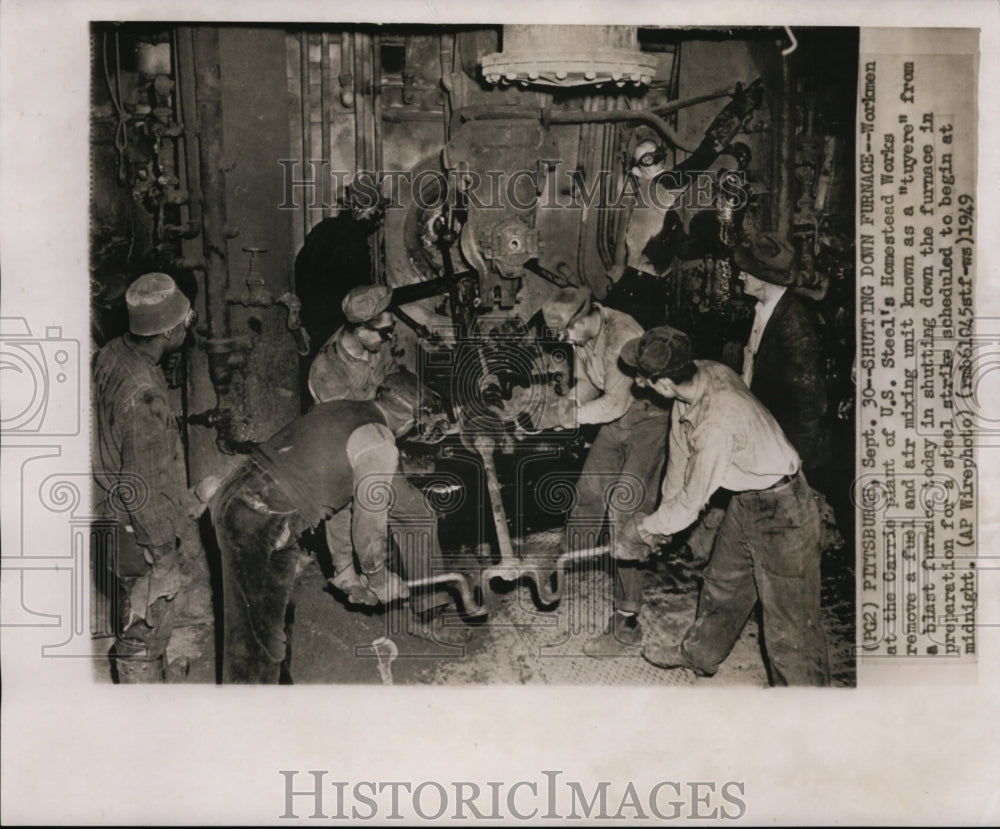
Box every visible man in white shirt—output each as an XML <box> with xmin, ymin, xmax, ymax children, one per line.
<box><xmin>539</xmin><ymin>287</ymin><xmax>671</xmax><ymax>656</ymax></box>
<box><xmin>617</xmin><ymin>325</ymin><xmax>830</xmax><ymax>685</ymax></box>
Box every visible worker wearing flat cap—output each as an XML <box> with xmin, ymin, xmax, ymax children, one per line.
<box><xmin>616</xmin><ymin>325</ymin><xmax>830</xmax><ymax>685</ymax></box>
<box><xmin>93</xmin><ymin>272</ymin><xmax>211</xmax><ymax>682</ymax></box>
<box><xmin>734</xmin><ymin>231</ymin><xmax>828</xmax><ymax>474</ymax></box>
<box><xmin>308</xmin><ymin>284</ymin><xmax>400</xmax><ymax>405</ymax></box>
<box><xmin>305</xmin><ymin>284</ymin><xmax>404</xmax><ymax>603</ymax></box>
<box><xmin>539</xmin><ymin>287</ymin><xmax>671</xmax><ymax>657</ymax></box>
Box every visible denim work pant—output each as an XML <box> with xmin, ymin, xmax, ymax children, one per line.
<box><xmin>215</xmin><ymin>462</ymin><xmax>447</xmax><ymax>683</ymax></box>
<box><xmin>680</xmin><ymin>470</ymin><xmax>831</xmax><ymax>686</ymax></box>
<box><xmin>214</xmin><ymin>463</ymin><xmax>309</xmax><ymax>683</ymax></box>
<box><xmin>568</xmin><ymin>407</ymin><xmax>669</xmax><ymax>614</ymax></box>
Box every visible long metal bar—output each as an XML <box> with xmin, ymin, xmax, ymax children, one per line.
<box><xmin>481</xmin><ymin>543</ymin><xmax>610</xmax><ymax>606</ymax></box>
<box><xmin>473</xmin><ymin>435</ymin><xmax>518</xmax><ymax>575</ymax></box>
<box><xmin>404</xmin><ymin>572</ymin><xmax>487</xmax><ymax>617</ymax></box>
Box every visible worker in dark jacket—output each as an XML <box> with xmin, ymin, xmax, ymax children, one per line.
<box><xmin>212</xmin><ymin>371</ymin><xmax>455</xmax><ymax>683</ymax></box>
<box><xmin>294</xmin><ymin>186</ymin><xmax>387</xmax><ymax>364</ymax></box>
<box><xmin>92</xmin><ymin>272</ymin><xmax>210</xmax><ymax>682</ymax></box>
<box><xmin>734</xmin><ymin>231</ymin><xmax>828</xmax><ymax>473</ymax></box>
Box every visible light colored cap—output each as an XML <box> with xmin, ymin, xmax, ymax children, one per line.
<box><xmin>125</xmin><ymin>273</ymin><xmax>190</xmax><ymax>335</ymax></box>
<box><xmin>342</xmin><ymin>284</ymin><xmax>393</xmax><ymax>324</ymax></box>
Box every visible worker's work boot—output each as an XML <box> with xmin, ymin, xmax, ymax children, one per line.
<box><xmin>112</xmin><ymin>639</ymin><xmax>165</xmax><ymax>683</ymax></box>
<box><xmin>328</xmin><ymin>566</ymin><xmax>379</xmax><ymax>606</ymax></box>
<box><xmin>642</xmin><ymin>642</ymin><xmax>715</xmax><ymax>677</ymax></box>
<box><xmin>582</xmin><ymin>611</ymin><xmax>643</xmax><ymax>658</ymax></box>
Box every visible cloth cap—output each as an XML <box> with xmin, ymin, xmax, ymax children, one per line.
<box><xmin>125</xmin><ymin>272</ymin><xmax>190</xmax><ymax>335</ymax></box>
<box><xmin>342</xmin><ymin>284</ymin><xmax>392</xmax><ymax>324</ymax></box>
<box><xmin>620</xmin><ymin>325</ymin><xmax>694</xmax><ymax>378</ymax></box>
<box><xmin>732</xmin><ymin>232</ymin><xmax>796</xmax><ymax>286</ymax></box>
<box><xmin>542</xmin><ymin>287</ymin><xmax>592</xmax><ymax>332</ymax></box>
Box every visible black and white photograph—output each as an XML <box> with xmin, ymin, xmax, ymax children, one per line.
<box><xmin>86</xmin><ymin>20</ymin><xmax>857</xmax><ymax>688</ymax></box>
<box><xmin>2</xmin><ymin>1</ymin><xmax>998</xmax><ymax>825</ymax></box>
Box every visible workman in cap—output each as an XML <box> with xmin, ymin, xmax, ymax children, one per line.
<box><xmin>308</xmin><ymin>284</ymin><xmax>399</xmax><ymax>404</ymax></box>
<box><xmin>92</xmin><ymin>272</ymin><xmax>212</xmax><ymax>682</ymax></box>
<box><xmin>605</xmin><ymin>80</ymin><xmax>764</xmax><ymax>330</ymax></box>
<box><xmin>538</xmin><ymin>287</ymin><xmax>671</xmax><ymax>657</ymax></box>
<box><xmin>306</xmin><ymin>283</ymin><xmax>407</xmax><ymax>606</ymax></box>
<box><xmin>616</xmin><ymin>325</ymin><xmax>830</xmax><ymax>685</ymax></box>
<box><xmin>734</xmin><ymin>231</ymin><xmax>828</xmax><ymax>474</ymax></box>
<box><xmin>212</xmin><ymin>371</ymin><xmax>458</xmax><ymax>683</ymax></box>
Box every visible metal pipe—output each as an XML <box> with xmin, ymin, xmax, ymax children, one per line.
<box><xmin>439</xmin><ymin>32</ymin><xmax>454</xmax><ymax>143</ymax></box>
<box><xmin>774</xmin><ymin>42</ymin><xmax>795</xmax><ymax>239</ymax></box>
<box><xmin>190</xmin><ymin>27</ymin><xmax>230</xmax><ymax>343</ymax></box>
<box><xmin>653</xmin><ymin>85</ymin><xmax>735</xmax><ymax>117</ymax></box>
<box><xmin>372</xmin><ymin>33</ymin><xmax>383</xmax><ymax>176</ymax></box>
<box><xmin>372</xmin><ymin>636</ymin><xmax>396</xmax><ymax>684</ymax></box>
<box><xmin>473</xmin><ymin>435</ymin><xmax>518</xmax><ymax>575</ymax></box>
<box><xmin>338</xmin><ymin>31</ymin><xmax>354</xmax><ymax>108</ymax></box>
<box><xmin>380</xmin><ymin>109</ymin><xmax>447</xmax><ymax>123</ymax></box>
<box><xmin>299</xmin><ymin>32</ymin><xmax>312</xmax><ymax>239</ymax></box>
<box><xmin>596</xmin><ymin>102</ymin><xmax>615</xmax><ymax>271</ymax></box>
<box><xmin>545</xmin><ymin>108</ymin><xmax>698</xmax><ymax>153</ymax></box>
<box><xmin>173</xmin><ymin>27</ymin><xmax>202</xmax><ymax>242</ymax></box>
<box><xmin>456</xmin><ymin>104</ymin><xmax>698</xmax><ymax>153</ymax></box>
<box><xmin>405</xmin><ymin>572</ymin><xmax>487</xmax><ymax>617</ymax></box>
<box><xmin>480</xmin><ymin>543</ymin><xmax>610</xmax><ymax>607</ymax></box>
<box><xmin>320</xmin><ymin>32</ymin><xmax>332</xmax><ymax>219</ymax></box>
<box><xmin>575</xmin><ymin>96</ymin><xmax>593</xmax><ymax>285</ymax></box>
<box><xmin>372</xmin><ymin>32</ymin><xmax>385</xmax><ymax>285</ymax></box>
<box><xmin>353</xmin><ymin>31</ymin><xmax>379</xmax><ymax>278</ymax></box>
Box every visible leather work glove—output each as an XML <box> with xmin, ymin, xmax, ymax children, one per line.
<box><xmin>365</xmin><ymin>567</ymin><xmax>410</xmax><ymax>604</ymax></box>
<box><xmin>329</xmin><ymin>566</ymin><xmax>379</xmax><ymax>607</ymax></box>
<box><xmin>613</xmin><ymin>513</ymin><xmax>671</xmax><ymax>562</ymax></box>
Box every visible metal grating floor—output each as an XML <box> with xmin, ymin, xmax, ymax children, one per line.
<box><xmin>429</xmin><ymin>561</ymin><xmax>697</xmax><ymax>687</ymax></box>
